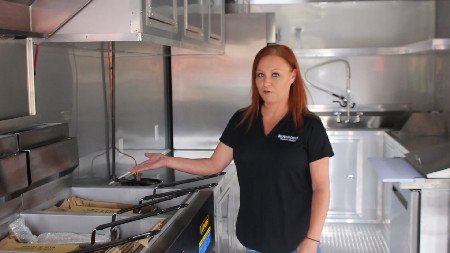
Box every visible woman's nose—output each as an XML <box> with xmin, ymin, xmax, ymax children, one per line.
<box><xmin>262</xmin><ymin>76</ymin><xmax>272</xmax><ymax>85</ymax></box>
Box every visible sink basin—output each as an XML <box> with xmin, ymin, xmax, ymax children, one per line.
<box><xmin>315</xmin><ymin>111</ymin><xmax>411</xmax><ymax>129</ymax></box>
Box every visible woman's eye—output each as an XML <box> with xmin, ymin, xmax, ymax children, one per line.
<box><xmin>257</xmin><ymin>73</ymin><xmax>264</xmax><ymax>78</ymax></box>
<box><xmin>272</xmin><ymin>73</ymin><xmax>279</xmax><ymax>77</ymax></box>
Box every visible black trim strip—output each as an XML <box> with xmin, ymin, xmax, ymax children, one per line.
<box><xmin>392</xmin><ymin>185</ymin><xmax>408</xmax><ymax>210</ymax></box>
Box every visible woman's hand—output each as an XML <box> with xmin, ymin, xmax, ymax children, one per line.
<box><xmin>130</xmin><ymin>153</ymin><xmax>168</xmax><ymax>172</ymax></box>
<box><xmin>129</xmin><ymin>142</ymin><xmax>233</xmax><ymax>175</ymax></box>
<box><xmin>296</xmin><ymin>238</ymin><xmax>319</xmax><ymax>253</ymax></box>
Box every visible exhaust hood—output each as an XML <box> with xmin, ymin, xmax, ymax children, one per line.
<box><xmin>32</xmin><ymin>0</ymin><xmax>184</xmax><ymax>44</ymax></box>
<box><xmin>0</xmin><ymin>0</ymin><xmax>93</xmax><ymax>39</ymax></box>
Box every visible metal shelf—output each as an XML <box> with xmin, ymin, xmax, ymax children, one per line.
<box><xmin>294</xmin><ymin>38</ymin><xmax>450</xmax><ymax>57</ymax></box>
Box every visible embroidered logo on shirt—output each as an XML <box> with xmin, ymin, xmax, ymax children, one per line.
<box><xmin>278</xmin><ymin>134</ymin><xmax>298</xmax><ymax>142</ymax></box>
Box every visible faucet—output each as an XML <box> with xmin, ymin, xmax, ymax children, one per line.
<box><xmin>304</xmin><ymin>59</ymin><xmax>356</xmax><ymax>123</ymax></box>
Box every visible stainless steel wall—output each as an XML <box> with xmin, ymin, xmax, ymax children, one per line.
<box><xmin>33</xmin><ymin>42</ymin><xmax>168</xmax><ymax>181</ymax></box>
<box><xmin>436</xmin><ymin>0</ymin><xmax>450</xmax><ymax>38</ymax></box>
<box><xmin>114</xmin><ymin>42</ymin><xmax>168</xmax><ymax>177</ymax></box>
<box><xmin>34</xmin><ymin>43</ymin><xmax>111</xmax><ymax>181</ymax></box>
<box><xmin>0</xmin><ymin>39</ymin><xmax>29</xmax><ymax>120</ymax></box>
<box><xmin>251</xmin><ymin>1</ymin><xmax>437</xmax><ymax>111</ymax></box>
<box><xmin>299</xmin><ymin>55</ymin><xmax>435</xmax><ymax>110</ymax></box>
<box><xmin>435</xmin><ymin>0</ymin><xmax>450</xmax><ymax>111</ymax></box>
<box><xmin>434</xmin><ymin>53</ymin><xmax>450</xmax><ymax>111</ymax></box>
<box><xmin>250</xmin><ymin>1</ymin><xmax>434</xmax><ymax>49</ymax></box>
<box><xmin>171</xmin><ymin>14</ymin><xmax>269</xmax><ymax>149</ymax></box>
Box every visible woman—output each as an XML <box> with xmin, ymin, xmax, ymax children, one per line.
<box><xmin>130</xmin><ymin>45</ymin><xmax>333</xmax><ymax>253</ymax></box>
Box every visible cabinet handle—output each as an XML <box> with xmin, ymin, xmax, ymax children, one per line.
<box><xmin>347</xmin><ymin>174</ymin><xmax>355</xmax><ymax>179</ymax></box>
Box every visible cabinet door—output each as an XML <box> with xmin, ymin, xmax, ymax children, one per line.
<box><xmin>327</xmin><ymin>131</ymin><xmax>383</xmax><ymax>221</ymax></box>
<box><xmin>328</xmin><ymin>137</ymin><xmax>359</xmax><ymax>218</ymax></box>
<box><xmin>146</xmin><ymin>0</ymin><xmax>177</xmax><ymax>31</ymax></box>
<box><xmin>389</xmin><ymin>185</ymin><xmax>410</xmax><ymax>253</ymax></box>
<box><xmin>216</xmin><ymin>187</ymin><xmax>232</xmax><ymax>252</ymax></box>
<box><xmin>208</xmin><ymin>0</ymin><xmax>223</xmax><ymax>41</ymax></box>
<box><xmin>184</xmin><ymin>0</ymin><xmax>204</xmax><ymax>38</ymax></box>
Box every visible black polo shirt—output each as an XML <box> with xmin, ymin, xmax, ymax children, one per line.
<box><xmin>219</xmin><ymin>109</ymin><xmax>334</xmax><ymax>253</ymax></box>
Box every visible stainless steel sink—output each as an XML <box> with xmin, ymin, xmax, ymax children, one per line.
<box><xmin>315</xmin><ymin>111</ymin><xmax>411</xmax><ymax>129</ymax></box>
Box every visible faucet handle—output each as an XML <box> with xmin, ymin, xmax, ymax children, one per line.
<box><xmin>353</xmin><ymin>111</ymin><xmax>364</xmax><ymax>123</ymax></box>
<box><xmin>333</xmin><ymin>100</ymin><xmax>348</xmax><ymax>108</ymax></box>
<box><xmin>333</xmin><ymin>111</ymin><xmax>342</xmax><ymax>123</ymax></box>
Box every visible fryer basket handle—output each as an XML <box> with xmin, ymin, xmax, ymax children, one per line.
<box><xmin>91</xmin><ymin>204</ymin><xmax>187</xmax><ymax>245</ymax></box>
<box><xmin>155</xmin><ymin>172</ymin><xmax>225</xmax><ymax>189</ymax></box>
<box><xmin>111</xmin><ymin>183</ymin><xmax>215</xmax><ymax>220</ymax></box>
<box><xmin>139</xmin><ymin>183</ymin><xmax>217</xmax><ymax>204</ymax></box>
<box><xmin>71</xmin><ymin>230</ymin><xmax>160</xmax><ymax>253</ymax></box>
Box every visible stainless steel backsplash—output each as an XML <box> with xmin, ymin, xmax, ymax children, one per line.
<box><xmin>32</xmin><ymin>42</ymin><xmax>168</xmax><ymax>181</ymax></box>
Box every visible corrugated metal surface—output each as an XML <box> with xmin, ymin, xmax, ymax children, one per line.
<box><xmin>321</xmin><ymin>223</ymin><xmax>389</xmax><ymax>253</ymax></box>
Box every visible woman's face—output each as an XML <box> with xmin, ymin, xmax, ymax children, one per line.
<box><xmin>255</xmin><ymin>55</ymin><xmax>296</xmax><ymax>106</ymax></box>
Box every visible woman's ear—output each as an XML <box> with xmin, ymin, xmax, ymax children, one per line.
<box><xmin>291</xmin><ymin>69</ymin><xmax>297</xmax><ymax>83</ymax></box>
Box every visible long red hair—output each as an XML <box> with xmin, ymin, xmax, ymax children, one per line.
<box><xmin>239</xmin><ymin>44</ymin><xmax>315</xmax><ymax>131</ymax></box>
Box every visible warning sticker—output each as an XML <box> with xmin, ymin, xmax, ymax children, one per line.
<box><xmin>200</xmin><ymin>214</ymin><xmax>210</xmax><ymax>235</ymax></box>
<box><xmin>199</xmin><ymin>226</ymin><xmax>211</xmax><ymax>253</ymax></box>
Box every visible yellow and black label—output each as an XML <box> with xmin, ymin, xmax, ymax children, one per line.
<box><xmin>199</xmin><ymin>226</ymin><xmax>211</xmax><ymax>253</ymax></box>
<box><xmin>200</xmin><ymin>214</ymin><xmax>209</xmax><ymax>235</ymax></box>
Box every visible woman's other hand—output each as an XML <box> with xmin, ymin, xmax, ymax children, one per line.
<box><xmin>296</xmin><ymin>238</ymin><xmax>319</xmax><ymax>253</ymax></box>
<box><xmin>130</xmin><ymin>153</ymin><xmax>167</xmax><ymax>172</ymax></box>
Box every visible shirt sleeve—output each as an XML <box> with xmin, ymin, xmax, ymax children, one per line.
<box><xmin>307</xmin><ymin>117</ymin><xmax>334</xmax><ymax>163</ymax></box>
<box><xmin>219</xmin><ymin>111</ymin><xmax>242</xmax><ymax>149</ymax></box>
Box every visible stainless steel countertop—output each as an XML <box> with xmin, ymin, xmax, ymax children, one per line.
<box><xmin>384</xmin><ymin>131</ymin><xmax>450</xmax><ymax>189</ymax></box>
<box><xmin>386</xmin><ymin>130</ymin><xmax>450</xmax><ymax>152</ymax></box>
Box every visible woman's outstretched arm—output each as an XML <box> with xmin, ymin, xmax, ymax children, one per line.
<box><xmin>130</xmin><ymin>142</ymin><xmax>233</xmax><ymax>176</ymax></box>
